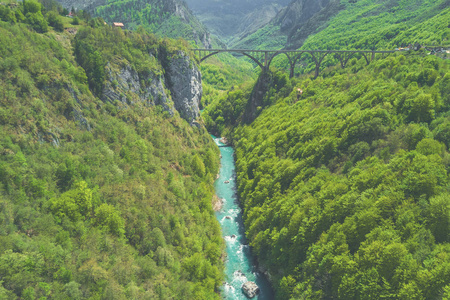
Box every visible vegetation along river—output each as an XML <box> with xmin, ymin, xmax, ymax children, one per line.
<box><xmin>212</xmin><ymin>136</ymin><xmax>274</xmax><ymax>299</ymax></box>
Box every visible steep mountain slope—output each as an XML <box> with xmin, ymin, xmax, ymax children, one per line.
<box><xmin>206</xmin><ymin>51</ymin><xmax>450</xmax><ymax>299</ymax></box>
<box><xmin>233</xmin><ymin>0</ymin><xmax>449</xmax><ymax>50</ymax></box>
<box><xmin>184</xmin><ymin>0</ymin><xmax>291</xmax><ymax>44</ymax></box>
<box><xmin>300</xmin><ymin>0</ymin><xmax>450</xmax><ymax>50</ymax></box>
<box><xmin>233</xmin><ymin>0</ymin><xmax>343</xmax><ymax>49</ymax></box>
<box><xmin>55</xmin><ymin>0</ymin><xmax>219</xmax><ymax>48</ymax></box>
<box><xmin>0</xmin><ymin>3</ymin><xmax>224</xmax><ymax>299</ymax></box>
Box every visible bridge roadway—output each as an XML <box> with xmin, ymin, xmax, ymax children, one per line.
<box><xmin>192</xmin><ymin>48</ymin><xmax>396</xmax><ymax>78</ymax></box>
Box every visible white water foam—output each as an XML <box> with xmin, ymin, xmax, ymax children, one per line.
<box><xmin>224</xmin><ymin>235</ymin><xmax>238</xmax><ymax>243</ymax></box>
<box><xmin>228</xmin><ymin>208</ymin><xmax>241</xmax><ymax>217</ymax></box>
<box><xmin>224</xmin><ymin>282</ymin><xmax>235</xmax><ymax>293</ymax></box>
<box><xmin>232</xmin><ymin>270</ymin><xmax>247</xmax><ymax>284</ymax></box>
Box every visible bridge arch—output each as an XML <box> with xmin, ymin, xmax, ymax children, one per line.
<box><xmin>200</xmin><ymin>51</ymin><xmax>220</xmax><ymax>62</ymax></box>
<box><xmin>194</xmin><ymin>49</ymin><xmax>396</xmax><ymax>78</ymax></box>
<box><xmin>266</xmin><ymin>51</ymin><xmax>294</xmax><ymax>74</ymax></box>
<box><xmin>240</xmin><ymin>52</ymin><xmax>264</xmax><ymax>69</ymax></box>
<box><xmin>198</xmin><ymin>50</ymin><xmax>264</xmax><ymax>69</ymax></box>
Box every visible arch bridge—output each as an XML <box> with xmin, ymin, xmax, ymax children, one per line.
<box><xmin>192</xmin><ymin>49</ymin><xmax>396</xmax><ymax>78</ymax></box>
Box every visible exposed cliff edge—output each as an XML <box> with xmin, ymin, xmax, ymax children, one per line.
<box><xmin>161</xmin><ymin>50</ymin><xmax>202</xmax><ymax>124</ymax></box>
<box><xmin>102</xmin><ymin>61</ymin><xmax>174</xmax><ymax>115</ymax></box>
<box><xmin>284</xmin><ymin>0</ymin><xmax>344</xmax><ymax>49</ymax></box>
<box><xmin>102</xmin><ymin>50</ymin><xmax>202</xmax><ymax>124</ymax></box>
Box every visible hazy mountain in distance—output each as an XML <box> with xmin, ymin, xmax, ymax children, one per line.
<box><xmin>184</xmin><ymin>0</ymin><xmax>291</xmax><ymax>45</ymax></box>
<box><xmin>55</xmin><ymin>0</ymin><xmax>222</xmax><ymax>48</ymax></box>
<box><xmin>232</xmin><ymin>0</ymin><xmax>342</xmax><ymax>49</ymax></box>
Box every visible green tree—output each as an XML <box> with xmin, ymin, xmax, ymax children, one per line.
<box><xmin>47</xmin><ymin>10</ymin><xmax>64</xmax><ymax>32</ymax></box>
<box><xmin>0</xmin><ymin>5</ymin><xmax>16</xmax><ymax>23</ymax></box>
<box><xmin>50</xmin><ymin>181</ymin><xmax>93</xmax><ymax>222</ymax></box>
<box><xmin>191</xmin><ymin>154</ymin><xmax>206</xmax><ymax>177</ymax></box>
<box><xmin>94</xmin><ymin>203</ymin><xmax>125</xmax><ymax>237</ymax></box>
<box><xmin>427</xmin><ymin>193</ymin><xmax>450</xmax><ymax>243</ymax></box>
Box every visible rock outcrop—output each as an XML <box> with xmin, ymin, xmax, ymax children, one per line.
<box><xmin>164</xmin><ymin>51</ymin><xmax>202</xmax><ymax>124</ymax></box>
<box><xmin>102</xmin><ymin>62</ymin><xmax>174</xmax><ymax>115</ymax></box>
<box><xmin>185</xmin><ymin>0</ymin><xmax>291</xmax><ymax>41</ymax></box>
<box><xmin>230</xmin><ymin>0</ymin><xmax>343</xmax><ymax>50</ymax></box>
<box><xmin>102</xmin><ymin>49</ymin><xmax>202</xmax><ymax>125</ymax></box>
<box><xmin>275</xmin><ymin>0</ymin><xmax>332</xmax><ymax>33</ymax></box>
<box><xmin>242</xmin><ymin>281</ymin><xmax>259</xmax><ymax>298</ymax></box>
<box><xmin>284</xmin><ymin>0</ymin><xmax>344</xmax><ymax>49</ymax></box>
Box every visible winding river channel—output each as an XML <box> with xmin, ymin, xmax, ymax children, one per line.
<box><xmin>212</xmin><ymin>136</ymin><xmax>274</xmax><ymax>299</ymax></box>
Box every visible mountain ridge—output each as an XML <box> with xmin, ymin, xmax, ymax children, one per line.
<box><xmin>54</xmin><ymin>0</ymin><xmax>221</xmax><ymax>48</ymax></box>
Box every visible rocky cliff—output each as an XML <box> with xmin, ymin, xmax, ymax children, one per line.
<box><xmin>102</xmin><ymin>61</ymin><xmax>174</xmax><ymax>115</ymax></box>
<box><xmin>163</xmin><ymin>51</ymin><xmax>202</xmax><ymax>124</ymax></box>
<box><xmin>283</xmin><ymin>0</ymin><xmax>344</xmax><ymax>49</ymax></box>
<box><xmin>231</xmin><ymin>0</ymin><xmax>343</xmax><ymax>49</ymax></box>
<box><xmin>185</xmin><ymin>0</ymin><xmax>290</xmax><ymax>42</ymax></box>
<box><xmin>275</xmin><ymin>0</ymin><xmax>332</xmax><ymax>33</ymax></box>
<box><xmin>102</xmin><ymin>51</ymin><xmax>202</xmax><ymax>124</ymax></box>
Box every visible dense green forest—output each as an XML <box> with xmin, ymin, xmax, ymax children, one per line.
<box><xmin>205</xmin><ymin>50</ymin><xmax>450</xmax><ymax>298</ymax></box>
<box><xmin>236</xmin><ymin>0</ymin><xmax>449</xmax><ymax>75</ymax></box>
<box><xmin>0</xmin><ymin>2</ymin><xmax>225</xmax><ymax>299</ymax></box>
<box><xmin>199</xmin><ymin>54</ymin><xmax>258</xmax><ymax>109</ymax></box>
<box><xmin>2</xmin><ymin>0</ymin><xmax>450</xmax><ymax>298</ymax></box>
<box><xmin>90</xmin><ymin>0</ymin><xmax>220</xmax><ymax>49</ymax></box>
<box><xmin>300</xmin><ymin>0</ymin><xmax>449</xmax><ymax>50</ymax></box>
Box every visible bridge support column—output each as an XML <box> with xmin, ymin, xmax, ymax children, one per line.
<box><xmin>335</xmin><ymin>52</ymin><xmax>355</xmax><ymax>68</ymax></box>
<box><xmin>361</xmin><ymin>53</ymin><xmax>370</xmax><ymax>65</ymax></box>
<box><xmin>310</xmin><ymin>52</ymin><xmax>329</xmax><ymax>79</ymax></box>
<box><xmin>315</xmin><ymin>65</ymin><xmax>322</xmax><ymax>79</ymax></box>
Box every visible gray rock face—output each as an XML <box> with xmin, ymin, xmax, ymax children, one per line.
<box><xmin>102</xmin><ymin>62</ymin><xmax>174</xmax><ymax>115</ymax></box>
<box><xmin>102</xmin><ymin>51</ymin><xmax>202</xmax><ymax>124</ymax></box>
<box><xmin>242</xmin><ymin>281</ymin><xmax>259</xmax><ymax>298</ymax></box>
<box><xmin>285</xmin><ymin>0</ymin><xmax>343</xmax><ymax>49</ymax></box>
<box><xmin>232</xmin><ymin>0</ymin><xmax>342</xmax><ymax>49</ymax></box>
<box><xmin>185</xmin><ymin>0</ymin><xmax>291</xmax><ymax>40</ymax></box>
<box><xmin>276</xmin><ymin>0</ymin><xmax>331</xmax><ymax>32</ymax></box>
<box><xmin>165</xmin><ymin>51</ymin><xmax>202</xmax><ymax>124</ymax></box>
<box><xmin>73</xmin><ymin>109</ymin><xmax>91</xmax><ymax>131</ymax></box>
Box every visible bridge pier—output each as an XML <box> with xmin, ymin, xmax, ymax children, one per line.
<box><xmin>290</xmin><ymin>66</ymin><xmax>295</xmax><ymax>79</ymax></box>
<box><xmin>310</xmin><ymin>52</ymin><xmax>329</xmax><ymax>79</ymax></box>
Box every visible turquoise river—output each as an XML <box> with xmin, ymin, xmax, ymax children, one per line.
<box><xmin>213</xmin><ymin>136</ymin><xmax>274</xmax><ymax>299</ymax></box>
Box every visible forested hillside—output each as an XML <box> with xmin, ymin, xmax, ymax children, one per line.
<box><xmin>52</xmin><ymin>0</ymin><xmax>220</xmax><ymax>49</ymax></box>
<box><xmin>0</xmin><ymin>2</ymin><xmax>224</xmax><ymax>299</ymax></box>
<box><xmin>298</xmin><ymin>0</ymin><xmax>449</xmax><ymax>50</ymax></box>
<box><xmin>205</xmin><ymin>50</ymin><xmax>450</xmax><ymax>299</ymax></box>
<box><xmin>92</xmin><ymin>0</ymin><xmax>218</xmax><ymax>48</ymax></box>
<box><xmin>234</xmin><ymin>0</ymin><xmax>449</xmax><ymax>52</ymax></box>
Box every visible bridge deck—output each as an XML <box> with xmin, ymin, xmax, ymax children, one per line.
<box><xmin>194</xmin><ymin>48</ymin><xmax>396</xmax><ymax>53</ymax></box>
